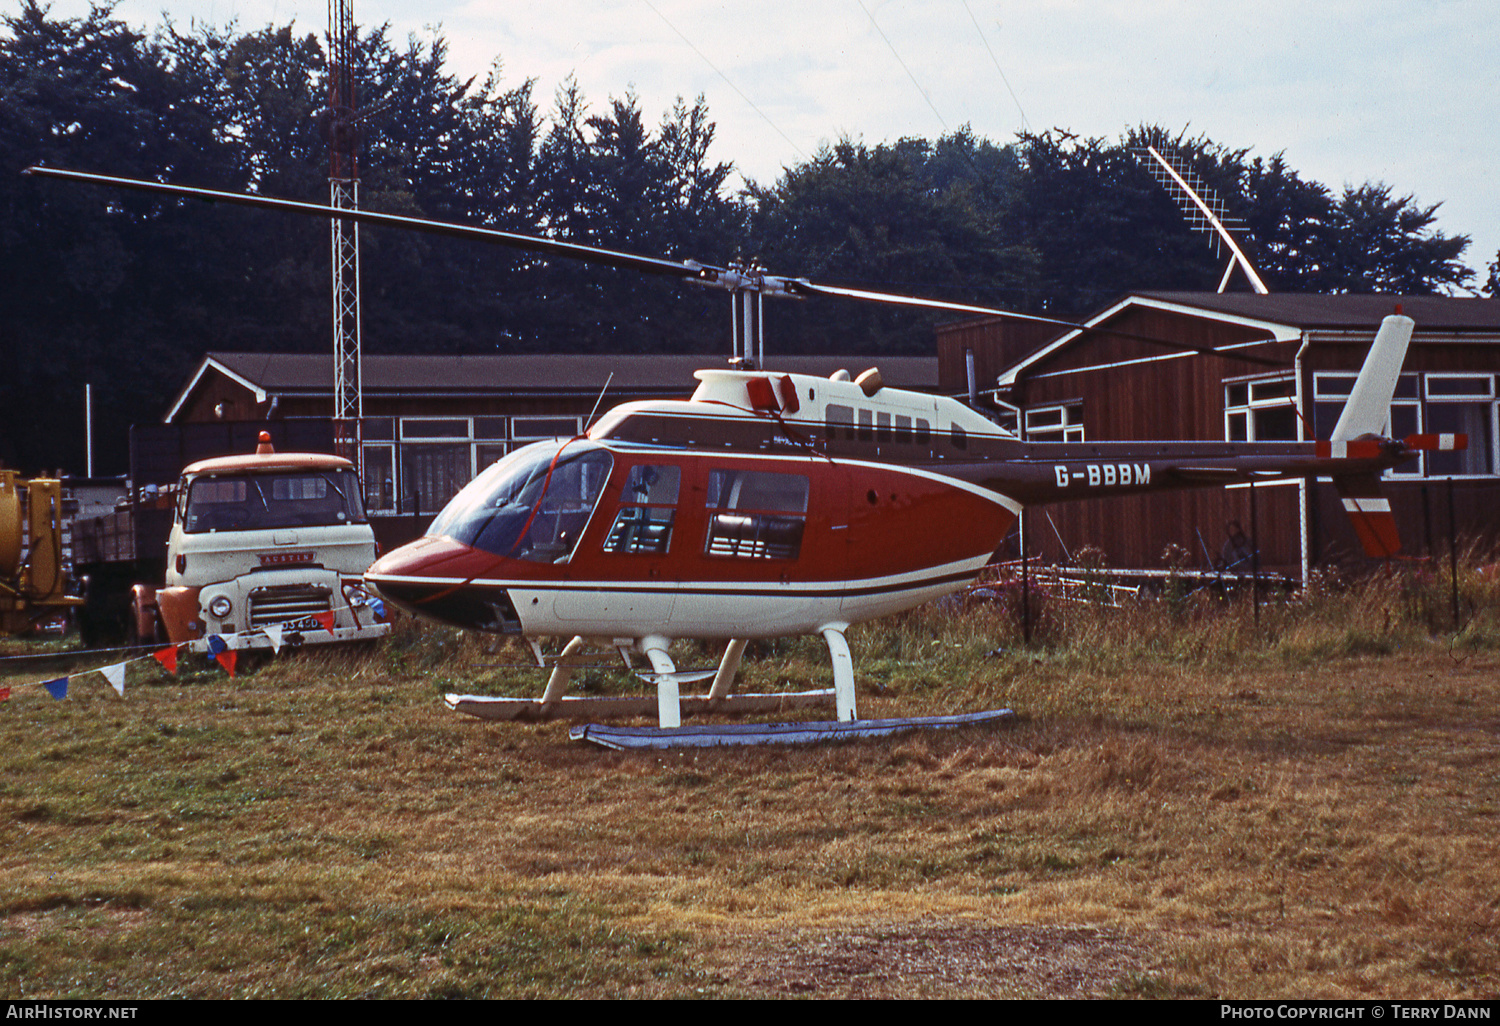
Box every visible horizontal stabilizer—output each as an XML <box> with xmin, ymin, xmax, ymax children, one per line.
<box><xmin>1403</xmin><ymin>433</ymin><xmax>1467</xmax><ymax>452</ymax></box>
<box><xmin>1315</xmin><ymin>438</ymin><xmax>1389</xmax><ymax>460</ymax></box>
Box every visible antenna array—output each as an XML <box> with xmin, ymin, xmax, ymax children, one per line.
<box><xmin>1134</xmin><ymin>144</ymin><xmax>1268</xmax><ymax>295</ymax></box>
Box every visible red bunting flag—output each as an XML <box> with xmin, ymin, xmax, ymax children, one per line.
<box><xmin>313</xmin><ymin>611</ymin><xmax>336</xmax><ymax>632</ymax></box>
<box><xmin>153</xmin><ymin>646</ymin><xmax>179</xmax><ymax>674</ymax></box>
<box><xmin>215</xmin><ymin>650</ymin><xmax>238</xmax><ymax>678</ymax></box>
<box><xmin>0</xmin><ymin>687</ymin><xmax>9</xmax><ymax>702</ymax></box>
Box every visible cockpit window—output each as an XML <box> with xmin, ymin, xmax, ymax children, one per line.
<box><xmin>427</xmin><ymin>442</ymin><xmax>612</xmax><ymax>563</ymax></box>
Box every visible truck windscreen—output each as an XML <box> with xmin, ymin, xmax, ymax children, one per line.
<box><xmin>184</xmin><ymin>469</ymin><xmax>368</xmax><ymax>533</ymax></box>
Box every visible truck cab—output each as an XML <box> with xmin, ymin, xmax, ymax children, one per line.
<box><xmin>152</xmin><ymin>433</ymin><xmax>390</xmax><ymax>649</ymax></box>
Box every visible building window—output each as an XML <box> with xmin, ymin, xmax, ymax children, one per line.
<box><xmin>512</xmin><ymin>417</ymin><xmax>581</xmax><ymax>442</ymax></box>
<box><xmin>1426</xmin><ymin>375</ymin><xmax>1496</xmax><ymax>477</ymax></box>
<box><xmin>1312</xmin><ymin>371</ymin><xmax>1496</xmax><ymax>478</ymax></box>
<box><xmin>353</xmin><ymin>414</ymin><xmax>590</xmax><ymax>517</ymax></box>
<box><xmin>1025</xmin><ymin>403</ymin><xmax>1083</xmax><ymax>442</ymax></box>
<box><xmin>362</xmin><ymin>445</ymin><xmax>396</xmax><ymax>511</ymax></box>
<box><xmin>1314</xmin><ymin>373</ymin><xmax>1422</xmax><ymax>477</ymax></box>
<box><xmin>1225</xmin><ymin>376</ymin><xmax>1298</xmax><ymax>442</ymax></box>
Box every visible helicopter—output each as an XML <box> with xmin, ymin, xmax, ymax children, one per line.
<box><xmin>24</xmin><ymin>167</ymin><xmax>1465</xmax><ymax>727</ymax></box>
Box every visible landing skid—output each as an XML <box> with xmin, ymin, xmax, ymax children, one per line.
<box><xmin>458</xmin><ymin>629</ymin><xmax>859</xmax><ymax>726</ymax></box>
<box><xmin>445</xmin><ymin>688</ymin><xmax>837</xmax><ymax>723</ymax></box>
<box><xmin>570</xmin><ymin>709</ymin><xmax>1017</xmax><ymax>749</ymax></box>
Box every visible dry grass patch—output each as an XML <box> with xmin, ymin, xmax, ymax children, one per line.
<box><xmin>1</xmin><ymin>562</ymin><xmax>1498</xmax><ymax>997</ymax></box>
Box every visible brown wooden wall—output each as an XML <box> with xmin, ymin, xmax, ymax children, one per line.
<box><xmin>945</xmin><ymin>304</ymin><xmax>1500</xmax><ymax>572</ymax></box>
<box><xmin>936</xmin><ymin>318</ymin><xmax>1059</xmax><ymax>399</ymax></box>
<box><xmin>1022</xmin><ymin>483</ymin><xmax>1305</xmax><ymax>575</ymax></box>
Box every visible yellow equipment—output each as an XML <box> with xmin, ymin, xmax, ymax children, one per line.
<box><xmin>0</xmin><ymin>471</ymin><xmax>82</xmax><ymax>635</ymax></box>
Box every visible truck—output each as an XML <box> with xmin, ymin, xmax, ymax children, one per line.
<box><xmin>0</xmin><ymin>471</ymin><xmax>82</xmax><ymax>635</ymax></box>
<box><xmin>73</xmin><ymin>430</ymin><xmax>390</xmax><ymax>651</ymax></box>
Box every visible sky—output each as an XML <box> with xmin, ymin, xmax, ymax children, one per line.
<box><xmin>21</xmin><ymin>0</ymin><xmax>1500</xmax><ymax>292</ymax></box>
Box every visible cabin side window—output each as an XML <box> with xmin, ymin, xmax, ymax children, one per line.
<box><xmin>825</xmin><ymin>404</ymin><xmax>855</xmax><ymax>442</ymax></box>
<box><xmin>603</xmin><ymin>464</ymin><xmax>681</xmax><ymax>554</ymax></box>
<box><xmin>703</xmin><ymin>468</ymin><xmax>809</xmax><ymax>560</ymax></box>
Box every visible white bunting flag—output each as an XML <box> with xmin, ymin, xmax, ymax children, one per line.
<box><xmin>263</xmin><ymin>624</ymin><xmax>284</xmax><ymax>654</ymax></box>
<box><xmin>101</xmin><ymin>662</ymin><xmax>126</xmax><ymax>696</ymax></box>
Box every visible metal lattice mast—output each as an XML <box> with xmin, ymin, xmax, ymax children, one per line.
<box><xmin>328</xmin><ymin>0</ymin><xmax>362</xmax><ymax>466</ymax></box>
<box><xmin>1135</xmin><ymin>144</ymin><xmax>1269</xmax><ymax>295</ymax></box>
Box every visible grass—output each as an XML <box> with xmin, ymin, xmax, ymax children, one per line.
<box><xmin>1</xmin><ymin>554</ymin><xmax>1498</xmax><ymax>998</ymax></box>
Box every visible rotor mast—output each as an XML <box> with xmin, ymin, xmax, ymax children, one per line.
<box><xmin>327</xmin><ymin>0</ymin><xmax>362</xmax><ymax>467</ymax></box>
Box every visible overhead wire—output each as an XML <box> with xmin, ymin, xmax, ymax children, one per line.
<box><xmin>961</xmin><ymin>0</ymin><xmax>1029</xmax><ymax>132</ymax></box>
<box><xmin>636</xmin><ymin>0</ymin><xmax>809</xmax><ymax>165</ymax></box>
<box><xmin>855</xmin><ymin>0</ymin><xmax>949</xmax><ymax>133</ymax></box>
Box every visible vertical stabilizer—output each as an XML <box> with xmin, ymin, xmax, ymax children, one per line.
<box><xmin>1334</xmin><ymin>473</ymin><xmax>1402</xmax><ymax>558</ymax></box>
<box><xmin>1327</xmin><ymin>313</ymin><xmax>1416</xmax><ymax>559</ymax></box>
<box><xmin>1332</xmin><ymin>314</ymin><xmax>1414</xmax><ymax>440</ymax></box>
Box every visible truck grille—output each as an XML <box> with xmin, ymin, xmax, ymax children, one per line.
<box><xmin>248</xmin><ymin>585</ymin><xmax>333</xmax><ymax>628</ymax></box>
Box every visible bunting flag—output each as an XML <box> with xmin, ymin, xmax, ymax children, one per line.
<box><xmin>11</xmin><ymin>607</ymin><xmax>378</xmax><ymax>706</ymax></box>
<box><xmin>153</xmin><ymin>645</ymin><xmax>179</xmax><ymax>675</ymax></box>
<box><xmin>100</xmin><ymin>662</ymin><xmax>127</xmax><ymax>697</ymax></box>
<box><xmin>0</xmin><ymin>687</ymin><xmax>10</xmax><ymax>702</ymax></box>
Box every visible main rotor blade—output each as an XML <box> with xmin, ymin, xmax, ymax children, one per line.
<box><xmin>788</xmin><ymin>280</ymin><xmax>1289</xmax><ymax>367</ymax></box>
<box><xmin>25</xmin><ymin>165</ymin><xmax>1289</xmax><ymax>368</ymax></box>
<box><xmin>23</xmin><ymin>166</ymin><xmax>716</xmax><ymax>281</ymax></box>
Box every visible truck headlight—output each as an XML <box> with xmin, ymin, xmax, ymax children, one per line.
<box><xmin>208</xmin><ymin>595</ymin><xmax>233</xmax><ymax>619</ymax></box>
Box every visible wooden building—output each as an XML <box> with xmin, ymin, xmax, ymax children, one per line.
<box><xmin>938</xmin><ymin>292</ymin><xmax>1500</xmax><ymax>578</ymax></box>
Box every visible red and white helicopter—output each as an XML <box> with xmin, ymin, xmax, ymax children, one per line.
<box><xmin>26</xmin><ymin>167</ymin><xmax>1464</xmax><ymax>727</ymax></box>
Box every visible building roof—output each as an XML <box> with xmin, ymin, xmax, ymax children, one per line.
<box><xmin>996</xmin><ymin>292</ymin><xmax>1500</xmax><ymax>387</ymax></box>
<box><xmin>167</xmin><ymin>351</ymin><xmax>939</xmax><ymax>422</ymax></box>
<box><xmin>1134</xmin><ymin>292</ymin><xmax>1500</xmax><ymax>331</ymax></box>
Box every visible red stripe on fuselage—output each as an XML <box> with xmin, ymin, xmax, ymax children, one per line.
<box><xmin>368</xmin><ymin>452</ymin><xmax>1016</xmax><ymax>588</ymax></box>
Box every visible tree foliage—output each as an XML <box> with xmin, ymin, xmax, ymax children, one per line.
<box><xmin>747</xmin><ymin>130</ymin><xmax>1034</xmax><ymax>352</ymax></box>
<box><xmin>0</xmin><ymin>3</ymin><xmax>1481</xmax><ymax>475</ymax></box>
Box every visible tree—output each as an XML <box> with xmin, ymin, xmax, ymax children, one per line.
<box><xmin>0</xmin><ymin>1</ymin><xmax>242</xmax><ymax>474</ymax></box>
<box><xmin>1321</xmin><ymin>184</ymin><xmax>1471</xmax><ymax>294</ymax></box>
<box><xmin>747</xmin><ymin>131</ymin><xmax>1033</xmax><ymax>353</ymax></box>
<box><xmin>999</xmin><ymin>128</ymin><xmax>1222</xmax><ymax>316</ymax></box>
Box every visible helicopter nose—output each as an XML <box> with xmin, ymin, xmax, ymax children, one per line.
<box><xmin>363</xmin><ymin>534</ymin><xmax>474</xmax><ymax>606</ymax></box>
<box><xmin>367</xmin><ymin>535</ymin><xmax>465</xmax><ymax>580</ymax></box>
<box><xmin>364</xmin><ymin>536</ymin><xmax>523</xmax><ymax>633</ymax></box>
